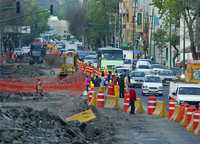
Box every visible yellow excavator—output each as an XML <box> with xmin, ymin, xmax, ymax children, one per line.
<box><xmin>59</xmin><ymin>51</ymin><xmax>78</xmax><ymax>77</ymax></box>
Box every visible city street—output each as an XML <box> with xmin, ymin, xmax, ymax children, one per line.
<box><xmin>0</xmin><ymin>0</ymin><xmax>200</xmax><ymax>143</ymax></box>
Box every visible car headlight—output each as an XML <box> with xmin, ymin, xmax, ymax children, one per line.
<box><xmin>130</xmin><ymin>79</ymin><xmax>136</xmax><ymax>83</ymax></box>
<box><xmin>180</xmin><ymin>74</ymin><xmax>185</xmax><ymax>79</ymax></box>
<box><xmin>142</xmin><ymin>85</ymin><xmax>148</xmax><ymax>89</ymax></box>
<box><xmin>159</xmin><ymin>86</ymin><xmax>163</xmax><ymax>90</ymax></box>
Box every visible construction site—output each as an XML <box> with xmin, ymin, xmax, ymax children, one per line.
<box><xmin>0</xmin><ymin>56</ymin><xmax>199</xmax><ymax>144</ymax></box>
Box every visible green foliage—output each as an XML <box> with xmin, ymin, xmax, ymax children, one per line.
<box><xmin>153</xmin><ymin>28</ymin><xmax>168</xmax><ymax>49</ymax></box>
<box><xmin>23</xmin><ymin>0</ymin><xmax>49</xmax><ymax>37</ymax></box>
<box><xmin>85</xmin><ymin>0</ymin><xmax>119</xmax><ymax>49</ymax></box>
<box><xmin>153</xmin><ymin>0</ymin><xmax>200</xmax><ymax>59</ymax></box>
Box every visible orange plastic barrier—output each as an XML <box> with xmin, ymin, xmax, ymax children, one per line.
<box><xmin>147</xmin><ymin>96</ymin><xmax>157</xmax><ymax>115</ymax></box>
<box><xmin>87</xmin><ymin>87</ymin><xmax>95</xmax><ymax>104</ymax></box>
<box><xmin>123</xmin><ymin>90</ymin><xmax>130</xmax><ymax>113</ymax></box>
<box><xmin>96</xmin><ymin>87</ymin><xmax>105</xmax><ymax>109</ymax></box>
<box><xmin>168</xmin><ymin>97</ymin><xmax>177</xmax><ymax>119</ymax></box>
<box><xmin>184</xmin><ymin>105</ymin><xmax>196</xmax><ymax>128</ymax></box>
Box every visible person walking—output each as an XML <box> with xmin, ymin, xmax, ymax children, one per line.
<box><xmin>119</xmin><ymin>74</ymin><xmax>125</xmax><ymax>98</ymax></box>
<box><xmin>36</xmin><ymin>79</ymin><xmax>43</xmax><ymax>97</ymax></box>
<box><xmin>94</xmin><ymin>75</ymin><xmax>101</xmax><ymax>91</ymax></box>
<box><xmin>129</xmin><ymin>88</ymin><xmax>137</xmax><ymax>114</ymax></box>
<box><xmin>85</xmin><ymin>76</ymin><xmax>90</xmax><ymax>92</ymax></box>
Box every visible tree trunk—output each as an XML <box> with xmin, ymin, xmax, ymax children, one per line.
<box><xmin>172</xmin><ymin>45</ymin><xmax>179</xmax><ymax>66</ymax></box>
<box><xmin>188</xmin><ymin>23</ymin><xmax>197</xmax><ymax>60</ymax></box>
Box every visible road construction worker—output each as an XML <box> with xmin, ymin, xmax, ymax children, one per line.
<box><xmin>129</xmin><ymin>88</ymin><xmax>137</xmax><ymax>114</ymax></box>
<box><xmin>36</xmin><ymin>79</ymin><xmax>43</xmax><ymax>96</ymax></box>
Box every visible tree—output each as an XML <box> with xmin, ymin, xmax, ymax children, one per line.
<box><xmin>22</xmin><ymin>0</ymin><xmax>49</xmax><ymax>39</ymax></box>
<box><xmin>85</xmin><ymin>0</ymin><xmax>119</xmax><ymax>49</ymax></box>
<box><xmin>153</xmin><ymin>0</ymin><xmax>200</xmax><ymax>59</ymax></box>
<box><xmin>153</xmin><ymin>28</ymin><xmax>168</xmax><ymax>63</ymax></box>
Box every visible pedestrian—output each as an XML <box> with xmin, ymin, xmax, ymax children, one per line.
<box><xmin>129</xmin><ymin>88</ymin><xmax>137</xmax><ymax>114</ymax></box>
<box><xmin>119</xmin><ymin>74</ymin><xmax>125</xmax><ymax>98</ymax></box>
<box><xmin>85</xmin><ymin>76</ymin><xmax>90</xmax><ymax>91</ymax></box>
<box><xmin>36</xmin><ymin>79</ymin><xmax>43</xmax><ymax>97</ymax></box>
<box><xmin>107</xmin><ymin>71</ymin><xmax>112</xmax><ymax>82</ymax></box>
<box><xmin>94</xmin><ymin>75</ymin><xmax>101</xmax><ymax>91</ymax></box>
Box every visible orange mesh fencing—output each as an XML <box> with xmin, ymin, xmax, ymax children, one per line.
<box><xmin>0</xmin><ymin>72</ymin><xmax>85</xmax><ymax>93</ymax></box>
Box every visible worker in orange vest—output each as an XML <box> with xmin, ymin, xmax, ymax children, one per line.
<box><xmin>36</xmin><ymin>79</ymin><xmax>43</xmax><ymax>96</ymax></box>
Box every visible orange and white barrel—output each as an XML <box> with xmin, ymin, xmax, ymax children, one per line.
<box><xmin>193</xmin><ymin>109</ymin><xmax>200</xmax><ymax>131</ymax></box>
<box><xmin>168</xmin><ymin>97</ymin><xmax>177</xmax><ymax>119</ymax></box>
<box><xmin>147</xmin><ymin>96</ymin><xmax>157</xmax><ymax>115</ymax></box>
<box><xmin>184</xmin><ymin>105</ymin><xmax>196</xmax><ymax>128</ymax></box>
<box><xmin>123</xmin><ymin>90</ymin><xmax>130</xmax><ymax>113</ymax></box>
<box><xmin>96</xmin><ymin>90</ymin><xmax>105</xmax><ymax>109</ymax></box>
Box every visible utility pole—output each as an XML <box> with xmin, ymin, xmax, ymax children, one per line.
<box><xmin>149</xmin><ymin>8</ymin><xmax>154</xmax><ymax>58</ymax></box>
<box><xmin>133</xmin><ymin>0</ymin><xmax>137</xmax><ymax>59</ymax></box>
<box><xmin>183</xmin><ymin>19</ymin><xmax>186</xmax><ymax>70</ymax></box>
<box><xmin>169</xmin><ymin>16</ymin><xmax>172</xmax><ymax>68</ymax></box>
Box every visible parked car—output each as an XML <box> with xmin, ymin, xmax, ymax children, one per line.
<box><xmin>142</xmin><ymin>75</ymin><xmax>163</xmax><ymax>96</ymax></box>
<box><xmin>158</xmin><ymin>69</ymin><xmax>176</xmax><ymax>85</ymax></box>
<box><xmin>129</xmin><ymin>71</ymin><xmax>145</xmax><ymax>88</ymax></box>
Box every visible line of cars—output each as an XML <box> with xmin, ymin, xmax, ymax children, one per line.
<box><xmin>115</xmin><ymin>59</ymin><xmax>182</xmax><ymax>96</ymax></box>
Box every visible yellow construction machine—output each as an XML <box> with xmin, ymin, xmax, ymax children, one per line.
<box><xmin>59</xmin><ymin>51</ymin><xmax>78</xmax><ymax>77</ymax></box>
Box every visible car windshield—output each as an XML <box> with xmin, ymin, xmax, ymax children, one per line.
<box><xmin>159</xmin><ymin>70</ymin><xmax>173</xmax><ymax>76</ymax></box>
<box><xmin>179</xmin><ymin>87</ymin><xmax>200</xmax><ymax>95</ymax></box>
<box><xmin>138</xmin><ymin>65</ymin><xmax>150</xmax><ymax>69</ymax></box>
<box><xmin>130</xmin><ymin>72</ymin><xmax>145</xmax><ymax>77</ymax></box>
<box><xmin>152</xmin><ymin>64</ymin><xmax>164</xmax><ymax>69</ymax></box>
<box><xmin>145</xmin><ymin>76</ymin><xmax>161</xmax><ymax>83</ymax></box>
<box><xmin>102</xmin><ymin>50</ymin><xmax>123</xmax><ymax>60</ymax></box>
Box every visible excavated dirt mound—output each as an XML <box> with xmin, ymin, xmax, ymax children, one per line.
<box><xmin>0</xmin><ymin>106</ymin><xmax>116</xmax><ymax>144</ymax></box>
<box><xmin>0</xmin><ymin>92</ymin><xmax>62</xmax><ymax>102</ymax></box>
<box><xmin>0</xmin><ymin>65</ymin><xmax>46</xmax><ymax>79</ymax></box>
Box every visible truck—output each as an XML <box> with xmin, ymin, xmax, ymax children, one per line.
<box><xmin>169</xmin><ymin>82</ymin><xmax>200</xmax><ymax>106</ymax></box>
<box><xmin>29</xmin><ymin>38</ymin><xmax>46</xmax><ymax>64</ymax></box>
<box><xmin>123</xmin><ymin>50</ymin><xmax>133</xmax><ymax>70</ymax></box>
<box><xmin>185</xmin><ymin>60</ymin><xmax>200</xmax><ymax>83</ymax></box>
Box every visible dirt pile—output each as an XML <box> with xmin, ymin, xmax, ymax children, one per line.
<box><xmin>0</xmin><ymin>65</ymin><xmax>46</xmax><ymax>79</ymax></box>
<box><xmin>0</xmin><ymin>107</ymin><xmax>89</xmax><ymax>144</ymax></box>
<box><xmin>0</xmin><ymin>105</ymin><xmax>117</xmax><ymax>144</ymax></box>
<box><xmin>0</xmin><ymin>92</ymin><xmax>60</xmax><ymax>102</ymax></box>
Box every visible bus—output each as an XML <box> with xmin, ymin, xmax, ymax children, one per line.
<box><xmin>97</xmin><ymin>47</ymin><xmax>124</xmax><ymax>71</ymax></box>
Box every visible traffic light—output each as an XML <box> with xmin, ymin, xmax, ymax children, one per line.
<box><xmin>16</xmin><ymin>1</ymin><xmax>20</xmax><ymax>14</ymax></box>
<box><xmin>50</xmin><ymin>4</ymin><xmax>53</xmax><ymax>15</ymax></box>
